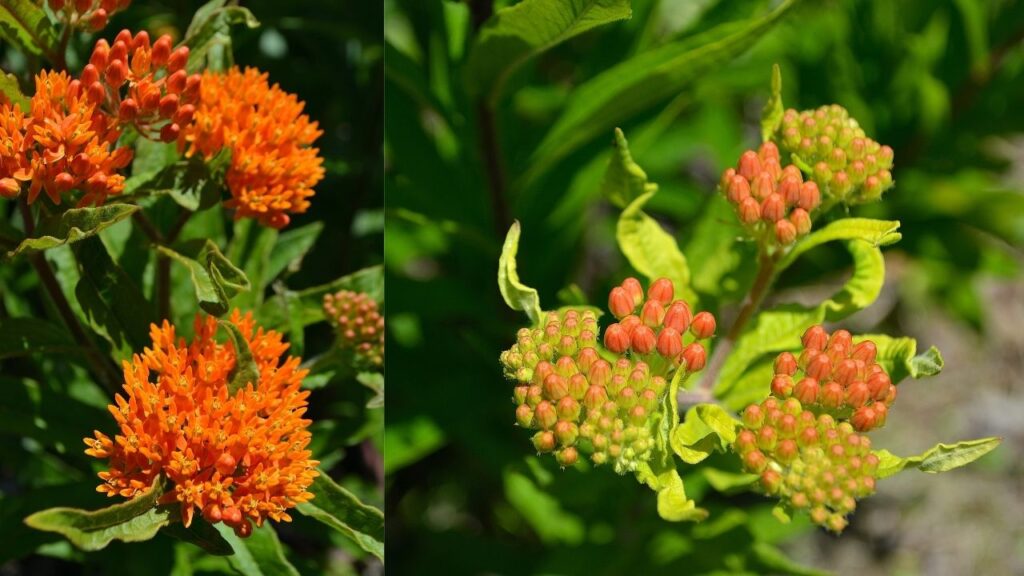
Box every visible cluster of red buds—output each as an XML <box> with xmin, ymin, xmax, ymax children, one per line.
<box><xmin>83</xmin><ymin>30</ymin><xmax>200</xmax><ymax>142</ymax></box>
<box><xmin>776</xmin><ymin>105</ymin><xmax>894</xmax><ymax>203</ymax></box>
<box><xmin>323</xmin><ymin>290</ymin><xmax>384</xmax><ymax>368</ymax></box>
<box><xmin>735</xmin><ymin>396</ymin><xmax>880</xmax><ymax>532</ymax></box>
<box><xmin>772</xmin><ymin>325</ymin><xmax>895</xmax><ymax>432</ymax></box>
<box><xmin>719</xmin><ymin>142</ymin><xmax>819</xmax><ymax>247</ymax></box>
<box><xmin>48</xmin><ymin>0</ymin><xmax>131</xmax><ymax>31</ymax></box>
<box><xmin>501</xmin><ymin>279</ymin><xmax>715</xmax><ymax>473</ymax></box>
<box><xmin>604</xmin><ymin>277</ymin><xmax>715</xmax><ymax>370</ymax></box>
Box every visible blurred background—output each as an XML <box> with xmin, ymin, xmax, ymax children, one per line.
<box><xmin>0</xmin><ymin>0</ymin><xmax>383</xmax><ymax>573</ymax></box>
<box><xmin>385</xmin><ymin>0</ymin><xmax>1024</xmax><ymax>574</ymax></box>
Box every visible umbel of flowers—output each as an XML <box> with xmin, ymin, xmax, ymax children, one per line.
<box><xmin>733</xmin><ymin>325</ymin><xmax>895</xmax><ymax>532</ymax></box>
<box><xmin>500</xmin><ymin>278</ymin><xmax>716</xmax><ymax>473</ymax></box>
<box><xmin>323</xmin><ymin>289</ymin><xmax>384</xmax><ymax>368</ymax></box>
<box><xmin>83</xmin><ymin>311</ymin><xmax>319</xmax><ymax>537</ymax></box>
<box><xmin>775</xmin><ymin>105</ymin><xmax>894</xmax><ymax>204</ymax></box>
<box><xmin>719</xmin><ymin>142</ymin><xmax>819</xmax><ymax>247</ymax></box>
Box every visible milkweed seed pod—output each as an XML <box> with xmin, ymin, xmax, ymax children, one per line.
<box><xmin>719</xmin><ymin>142</ymin><xmax>819</xmax><ymax>247</ymax></box>
<box><xmin>83</xmin><ymin>30</ymin><xmax>202</xmax><ymax>143</ymax></box>
<box><xmin>84</xmin><ymin>311</ymin><xmax>318</xmax><ymax>538</ymax></box>
<box><xmin>502</xmin><ymin>278</ymin><xmax>716</xmax><ymax>473</ymax></box>
<box><xmin>775</xmin><ymin>105</ymin><xmax>894</xmax><ymax>204</ymax></box>
<box><xmin>323</xmin><ymin>290</ymin><xmax>384</xmax><ymax>368</ymax></box>
<box><xmin>49</xmin><ymin>0</ymin><xmax>132</xmax><ymax>31</ymax></box>
<box><xmin>735</xmin><ymin>395</ymin><xmax>879</xmax><ymax>533</ymax></box>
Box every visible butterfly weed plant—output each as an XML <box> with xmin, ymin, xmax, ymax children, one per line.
<box><xmin>498</xmin><ymin>65</ymin><xmax>1000</xmax><ymax>534</ymax></box>
<box><xmin>0</xmin><ymin>0</ymin><xmax>382</xmax><ymax>571</ymax></box>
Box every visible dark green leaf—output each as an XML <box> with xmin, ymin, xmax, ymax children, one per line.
<box><xmin>158</xmin><ymin>239</ymin><xmax>250</xmax><ymax>316</ymax></box>
<box><xmin>265</xmin><ymin>222</ymin><xmax>323</xmax><ymax>286</ymax></box>
<box><xmin>529</xmin><ymin>0</ymin><xmax>800</xmax><ymax>180</ymax></box>
<box><xmin>219</xmin><ymin>320</ymin><xmax>260</xmax><ymax>394</ymax></box>
<box><xmin>1</xmin><ymin>70</ymin><xmax>29</xmax><ymax>112</ymax></box>
<box><xmin>181</xmin><ymin>1</ymin><xmax>260</xmax><ymax>72</ymax></box>
<box><xmin>0</xmin><ymin>317</ymin><xmax>75</xmax><ymax>359</ymax></box>
<box><xmin>218</xmin><ymin>523</ymin><xmax>300</xmax><ymax>576</ymax></box>
<box><xmin>0</xmin><ymin>0</ymin><xmax>58</xmax><ymax>58</ymax></box>
<box><xmin>160</xmin><ymin>517</ymin><xmax>233</xmax><ymax>556</ymax></box>
<box><xmin>296</xmin><ymin>471</ymin><xmax>384</xmax><ymax>561</ymax></box>
<box><xmin>465</xmin><ymin>0</ymin><xmax>632</xmax><ymax>105</ymax></box>
<box><xmin>5</xmin><ymin>205</ymin><xmax>139</xmax><ymax>260</ymax></box>
<box><xmin>356</xmin><ymin>372</ymin><xmax>384</xmax><ymax>409</ymax></box>
<box><xmin>24</xmin><ymin>478</ymin><xmax>168</xmax><ymax>551</ymax></box>
<box><xmin>257</xmin><ymin>265</ymin><xmax>383</xmax><ymax>330</ymax></box>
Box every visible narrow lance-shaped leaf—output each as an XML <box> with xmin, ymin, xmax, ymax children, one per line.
<box><xmin>760</xmin><ymin>63</ymin><xmax>785</xmax><ymax>142</ymax></box>
<box><xmin>465</xmin><ymin>0</ymin><xmax>632</xmax><ymax>105</ymax></box>
<box><xmin>776</xmin><ymin>218</ymin><xmax>902</xmax><ymax>272</ymax></box>
<box><xmin>1</xmin><ymin>70</ymin><xmax>30</xmax><ymax>112</ymax></box>
<box><xmin>498</xmin><ymin>221</ymin><xmax>543</xmax><ymax>325</ymax></box>
<box><xmin>160</xmin><ymin>517</ymin><xmax>233</xmax><ymax>556</ymax></box>
<box><xmin>874</xmin><ymin>437</ymin><xmax>1002</xmax><ymax>479</ymax></box>
<box><xmin>219</xmin><ymin>320</ymin><xmax>260</xmax><ymax>394</ymax></box>
<box><xmin>528</xmin><ymin>0</ymin><xmax>800</xmax><ymax>181</ymax></box>
<box><xmin>0</xmin><ymin>0</ymin><xmax>58</xmax><ymax>58</ymax></box>
<box><xmin>601</xmin><ymin>127</ymin><xmax>657</xmax><ymax>209</ymax></box>
<box><xmin>5</xmin><ymin>205</ymin><xmax>140</xmax><ymax>260</ymax></box>
<box><xmin>296</xmin><ymin>471</ymin><xmax>385</xmax><ymax>561</ymax></box>
<box><xmin>158</xmin><ymin>239</ymin><xmax>250</xmax><ymax>316</ymax></box>
<box><xmin>24</xmin><ymin>477</ymin><xmax>169</xmax><ymax>551</ymax></box>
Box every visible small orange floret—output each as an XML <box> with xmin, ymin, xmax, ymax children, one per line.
<box><xmin>84</xmin><ymin>310</ymin><xmax>319</xmax><ymax>537</ymax></box>
<box><xmin>178</xmin><ymin>67</ymin><xmax>325</xmax><ymax>229</ymax></box>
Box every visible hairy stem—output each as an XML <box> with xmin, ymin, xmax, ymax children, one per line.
<box><xmin>699</xmin><ymin>248</ymin><xmax>779</xmax><ymax>393</ymax></box>
<box><xmin>20</xmin><ymin>199</ymin><xmax>119</xmax><ymax>395</ymax></box>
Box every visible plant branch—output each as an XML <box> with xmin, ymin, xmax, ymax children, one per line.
<box><xmin>19</xmin><ymin>199</ymin><xmax>120</xmax><ymax>396</ymax></box>
<box><xmin>699</xmin><ymin>247</ymin><xmax>779</xmax><ymax>393</ymax></box>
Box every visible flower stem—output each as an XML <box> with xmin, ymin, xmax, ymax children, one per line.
<box><xmin>20</xmin><ymin>199</ymin><xmax>119</xmax><ymax>395</ymax></box>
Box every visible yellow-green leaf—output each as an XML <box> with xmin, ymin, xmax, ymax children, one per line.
<box><xmin>874</xmin><ymin>437</ymin><xmax>1001</xmax><ymax>479</ymax></box>
<box><xmin>498</xmin><ymin>221</ymin><xmax>543</xmax><ymax>325</ymax></box>
<box><xmin>5</xmin><ymin>205</ymin><xmax>140</xmax><ymax>260</ymax></box>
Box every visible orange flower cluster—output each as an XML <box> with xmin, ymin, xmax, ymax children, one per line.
<box><xmin>84</xmin><ymin>311</ymin><xmax>319</xmax><ymax>537</ymax></box>
<box><xmin>84</xmin><ymin>30</ymin><xmax>199</xmax><ymax>142</ymax></box>
<box><xmin>48</xmin><ymin>0</ymin><xmax>131</xmax><ymax>31</ymax></box>
<box><xmin>179</xmin><ymin>67</ymin><xmax>325</xmax><ymax>229</ymax></box>
<box><xmin>2</xmin><ymin>70</ymin><xmax>133</xmax><ymax>205</ymax></box>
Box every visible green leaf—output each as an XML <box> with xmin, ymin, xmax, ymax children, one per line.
<box><xmin>163</xmin><ymin>152</ymin><xmax>230</xmax><ymax>211</ymax></box>
<box><xmin>617</xmin><ymin>191</ymin><xmax>693</xmax><ymax>303</ymax></box>
<box><xmin>857</xmin><ymin>334</ymin><xmax>944</xmax><ymax>384</ymax></box>
<box><xmin>5</xmin><ymin>205</ymin><xmax>140</xmax><ymax>260</ymax></box>
<box><xmin>504</xmin><ymin>467</ymin><xmax>585</xmax><ymax>544</ymax></box>
<box><xmin>702</xmin><ymin>468</ymin><xmax>758</xmax><ymax>493</ymax></box>
<box><xmin>636</xmin><ymin>462</ymin><xmax>708</xmax><ymax>522</ymax></box>
<box><xmin>256</xmin><ymin>265</ymin><xmax>383</xmax><ymax>330</ymax></box>
<box><xmin>0</xmin><ymin>0</ymin><xmax>58</xmax><ymax>59</ymax></box>
<box><xmin>217</xmin><ymin>523</ymin><xmax>300</xmax><ymax>576</ymax></box>
<box><xmin>181</xmin><ymin>0</ymin><xmax>260</xmax><ymax>73</ymax></box>
<box><xmin>74</xmin><ymin>236</ymin><xmax>157</xmax><ymax>360</ymax></box>
<box><xmin>1</xmin><ymin>70</ymin><xmax>29</xmax><ymax>112</ymax></box>
<box><xmin>874</xmin><ymin>437</ymin><xmax>1002</xmax><ymax>479</ymax></box>
<box><xmin>498</xmin><ymin>221</ymin><xmax>543</xmax><ymax>325</ymax></box>
<box><xmin>160</xmin><ymin>517</ymin><xmax>233</xmax><ymax>556</ymax></box>
<box><xmin>265</xmin><ymin>222</ymin><xmax>323</xmax><ymax>287</ymax></box>
<box><xmin>529</xmin><ymin>0</ymin><xmax>799</xmax><ymax>180</ymax></box>
<box><xmin>296</xmin><ymin>472</ymin><xmax>384</xmax><ymax>561</ymax></box>
<box><xmin>356</xmin><ymin>372</ymin><xmax>385</xmax><ymax>409</ymax></box>
<box><xmin>219</xmin><ymin>320</ymin><xmax>260</xmax><ymax>394</ymax></box>
<box><xmin>24</xmin><ymin>478</ymin><xmax>169</xmax><ymax>551</ymax></box>
<box><xmin>465</xmin><ymin>0</ymin><xmax>631</xmax><ymax>105</ymax></box>
<box><xmin>750</xmin><ymin>542</ymin><xmax>830</xmax><ymax>576</ymax></box>
<box><xmin>760</xmin><ymin>63</ymin><xmax>784</xmax><ymax>142</ymax></box>
<box><xmin>601</xmin><ymin>127</ymin><xmax>659</xmax><ymax>209</ymax></box>
<box><xmin>0</xmin><ymin>318</ymin><xmax>75</xmax><ymax>359</ymax></box>
<box><xmin>670</xmin><ymin>404</ymin><xmax>741</xmax><ymax>464</ymax></box>
<box><xmin>158</xmin><ymin>239</ymin><xmax>250</xmax><ymax>316</ymax></box>
<box><xmin>777</xmin><ymin>218</ymin><xmax>902</xmax><ymax>272</ymax></box>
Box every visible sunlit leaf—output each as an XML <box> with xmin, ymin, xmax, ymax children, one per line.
<box><xmin>498</xmin><ymin>221</ymin><xmax>543</xmax><ymax>325</ymax></box>
<box><xmin>296</xmin><ymin>472</ymin><xmax>384</xmax><ymax>561</ymax></box>
<box><xmin>5</xmin><ymin>205</ymin><xmax>139</xmax><ymax>260</ymax></box>
<box><xmin>874</xmin><ymin>437</ymin><xmax>1001</xmax><ymax>479</ymax></box>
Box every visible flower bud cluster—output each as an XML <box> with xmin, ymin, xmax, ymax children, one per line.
<box><xmin>719</xmin><ymin>142</ymin><xmax>818</xmax><ymax>246</ymax></box>
<box><xmin>84</xmin><ymin>30</ymin><xmax>200</xmax><ymax>142</ymax></box>
<box><xmin>604</xmin><ymin>277</ymin><xmax>715</xmax><ymax>371</ymax></box>
<box><xmin>735</xmin><ymin>396</ymin><xmax>880</xmax><ymax>532</ymax></box>
<box><xmin>776</xmin><ymin>105</ymin><xmax>894</xmax><ymax>203</ymax></box>
<box><xmin>499</xmin><ymin>309</ymin><xmax>600</xmax><ymax>385</ymax></box>
<box><xmin>772</xmin><ymin>325</ymin><xmax>895</xmax><ymax>432</ymax></box>
<box><xmin>48</xmin><ymin>0</ymin><xmax>131</xmax><ymax>31</ymax></box>
<box><xmin>323</xmin><ymin>290</ymin><xmax>384</xmax><ymax>368</ymax></box>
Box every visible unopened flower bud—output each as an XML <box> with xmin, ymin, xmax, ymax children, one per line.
<box><xmin>663</xmin><ymin>301</ymin><xmax>692</xmax><ymax>333</ymax></box>
<box><xmin>554</xmin><ymin>420</ymin><xmax>578</xmax><ymax>446</ymax></box>
<box><xmin>556</xmin><ymin>446</ymin><xmax>578</xmax><ymax>467</ymax></box>
<box><xmin>803</xmin><ymin>325</ymin><xmax>829</xmax><ymax>351</ymax></box>
<box><xmin>806</xmin><ymin>353</ymin><xmax>832</xmax><ymax>381</ymax></box>
<box><xmin>743</xmin><ymin>450</ymin><xmax>768</xmax><ymax>473</ymax></box>
<box><xmin>845</xmin><ymin>381</ymin><xmax>870</xmax><ymax>408</ymax></box>
<box><xmin>771</xmin><ymin>375</ymin><xmax>794</xmax><ymax>398</ymax></box>
<box><xmin>681</xmin><ymin>343</ymin><xmax>706</xmax><ymax>372</ymax></box>
<box><xmin>690</xmin><ymin>311</ymin><xmax>716</xmax><ymax>339</ymax></box>
<box><xmin>798</xmin><ymin>182</ymin><xmax>821</xmax><ymax>211</ymax></box>
<box><xmin>640</xmin><ymin>300</ymin><xmax>665</xmax><ymax>328</ymax></box>
<box><xmin>515</xmin><ymin>404</ymin><xmax>533</xmax><ymax>427</ymax></box>
<box><xmin>742</xmin><ymin>405</ymin><xmax>764</xmax><ymax>429</ymax></box>
<box><xmin>168</xmin><ymin>46</ymin><xmax>190</xmax><ymax>72</ymax></box>
<box><xmin>761</xmin><ymin>194</ymin><xmax>786</xmax><ymax>222</ymax></box>
<box><xmin>656</xmin><ymin>328</ymin><xmax>682</xmax><ymax>359</ymax></box>
<box><xmin>821</xmin><ymin>381</ymin><xmax>844</xmax><ymax>409</ymax></box>
<box><xmin>647</xmin><ymin>278</ymin><xmax>674</xmax><ymax>305</ymax></box>
<box><xmin>794</xmin><ymin>377</ymin><xmax>819</xmax><ymax>405</ymax></box>
<box><xmin>608</xmin><ymin>287</ymin><xmax>633</xmax><ymax>318</ymax></box>
<box><xmin>775</xmin><ymin>219</ymin><xmax>797</xmax><ymax>245</ymax></box>
<box><xmin>534</xmin><ymin>401</ymin><xmax>557</xmax><ymax>430</ymax></box>
<box><xmin>738</xmin><ymin>197</ymin><xmax>761</xmax><ymax>224</ymax></box>
<box><xmin>738</xmin><ymin>150</ymin><xmax>761</xmax><ymax>181</ymax></box>
<box><xmin>790</xmin><ymin>208</ymin><xmax>811</xmax><ymax>236</ymax></box>
<box><xmin>630</xmin><ymin>326</ymin><xmax>656</xmax><ymax>354</ymax></box>
<box><xmin>727</xmin><ymin>175</ymin><xmax>751</xmax><ymax>203</ymax></box>
<box><xmin>604</xmin><ymin>324</ymin><xmax>630</xmax><ymax>354</ymax></box>
<box><xmin>532</xmin><ymin>431</ymin><xmax>556</xmax><ymax>452</ymax></box>
<box><xmin>621</xmin><ymin>277</ymin><xmax>644</xmax><ymax>306</ymax></box>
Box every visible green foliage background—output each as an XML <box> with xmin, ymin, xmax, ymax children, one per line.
<box><xmin>385</xmin><ymin>0</ymin><xmax>1024</xmax><ymax>574</ymax></box>
<box><xmin>0</xmin><ymin>0</ymin><xmax>383</xmax><ymax>573</ymax></box>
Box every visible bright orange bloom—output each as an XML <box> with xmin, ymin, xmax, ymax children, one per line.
<box><xmin>23</xmin><ymin>70</ymin><xmax>132</xmax><ymax>206</ymax></box>
<box><xmin>179</xmin><ymin>67</ymin><xmax>325</xmax><ymax>229</ymax></box>
<box><xmin>84</xmin><ymin>311</ymin><xmax>319</xmax><ymax>537</ymax></box>
<box><xmin>0</xmin><ymin>101</ymin><xmax>31</xmax><ymax>198</ymax></box>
